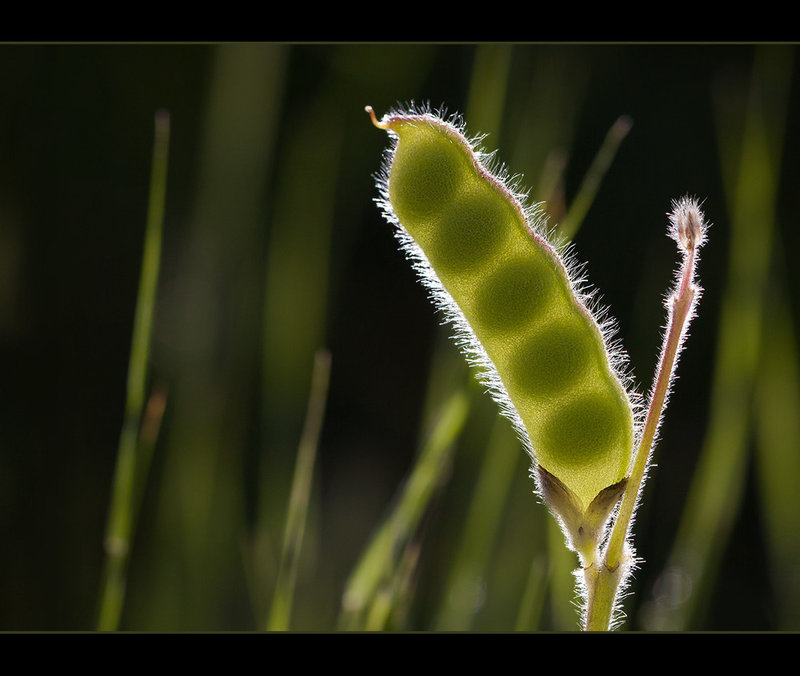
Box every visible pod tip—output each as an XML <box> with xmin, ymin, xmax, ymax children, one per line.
<box><xmin>365</xmin><ymin>105</ymin><xmax>388</xmax><ymax>130</ymax></box>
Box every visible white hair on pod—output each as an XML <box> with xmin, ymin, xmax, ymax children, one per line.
<box><xmin>370</xmin><ymin>102</ymin><xmax>645</xmax><ymax>483</ymax></box>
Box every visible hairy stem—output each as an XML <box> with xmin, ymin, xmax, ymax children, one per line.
<box><xmin>584</xmin><ymin>198</ymin><xmax>706</xmax><ymax>631</ymax></box>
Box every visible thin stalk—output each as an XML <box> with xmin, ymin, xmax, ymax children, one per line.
<box><xmin>97</xmin><ymin>110</ymin><xmax>170</xmax><ymax>631</ymax></box>
<box><xmin>130</xmin><ymin>386</ymin><xmax>168</xmax><ymax>537</ymax></box>
<box><xmin>267</xmin><ymin>348</ymin><xmax>332</xmax><ymax>631</ymax></box>
<box><xmin>558</xmin><ymin>115</ymin><xmax>633</xmax><ymax>242</ymax></box>
<box><xmin>584</xmin><ymin>198</ymin><xmax>706</xmax><ymax>631</ymax></box>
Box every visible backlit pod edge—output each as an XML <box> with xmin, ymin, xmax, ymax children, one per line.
<box><xmin>367</xmin><ymin>105</ymin><xmax>640</xmax><ymax>554</ymax></box>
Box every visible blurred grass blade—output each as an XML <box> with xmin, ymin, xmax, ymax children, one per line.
<box><xmin>536</xmin><ymin>148</ymin><xmax>569</xmax><ymax>224</ymax></box>
<box><xmin>547</xmin><ymin>515</ymin><xmax>582</xmax><ymax>629</ymax></box>
<box><xmin>515</xmin><ymin>555</ymin><xmax>548</xmax><ymax>631</ymax></box>
<box><xmin>97</xmin><ymin>110</ymin><xmax>170</xmax><ymax>631</ymax></box>
<box><xmin>434</xmin><ymin>417</ymin><xmax>520</xmax><ymax>630</ymax></box>
<box><xmin>363</xmin><ymin>540</ymin><xmax>422</xmax><ymax>631</ymax></box>
<box><xmin>466</xmin><ymin>44</ymin><xmax>513</xmax><ymax>143</ymax></box>
<box><xmin>557</xmin><ymin>115</ymin><xmax>632</xmax><ymax>242</ymax></box>
<box><xmin>267</xmin><ymin>349</ymin><xmax>332</xmax><ymax>631</ymax></box>
<box><xmin>253</xmin><ymin>77</ymin><xmax>343</xmax><ymax>623</ymax></box>
<box><xmin>141</xmin><ymin>44</ymin><xmax>287</xmax><ymax>630</ymax></box>
<box><xmin>754</xmin><ymin>271</ymin><xmax>800</xmax><ymax>629</ymax></box>
<box><xmin>649</xmin><ymin>47</ymin><xmax>792</xmax><ymax>631</ymax></box>
<box><xmin>509</xmin><ymin>47</ymin><xmax>589</xmax><ymax>209</ymax></box>
<box><xmin>338</xmin><ymin>388</ymin><xmax>470</xmax><ymax>630</ymax></box>
<box><xmin>132</xmin><ymin>386</ymin><xmax>168</xmax><ymax>516</ymax></box>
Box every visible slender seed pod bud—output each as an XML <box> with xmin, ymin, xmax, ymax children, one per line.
<box><xmin>669</xmin><ymin>195</ymin><xmax>708</xmax><ymax>255</ymax></box>
<box><xmin>367</xmin><ymin>105</ymin><xmax>638</xmax><ymax>553</ymax></box>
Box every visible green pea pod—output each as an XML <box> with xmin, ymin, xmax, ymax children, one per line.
<box><xmin>367</xmin><ymin>105</ymin><xmax>637</xmax><ymax>556</ymax></box>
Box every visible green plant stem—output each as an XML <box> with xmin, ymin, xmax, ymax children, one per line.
<box><xmin>267</xmin><ymin>348</ymin><xmax>332</xmax><ymax>631</ymax></box>
<box><xmin>558</xmin><ymin>115</ymin><xmax>632</xmax><ymax>242</ymax></box>
<box><xmin>97</xmin><ymin>110</ymin><xmax>170</xmax><ymax>631</ymax></box>
<box><xmin>585</xmin><ymin>241</ymin><xmax>699</xmax><ymax>632</ymax></box>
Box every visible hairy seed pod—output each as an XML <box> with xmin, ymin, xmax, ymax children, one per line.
<box><xmin>367</xmin><ymin>105</ymin><xmax>637</xmax><ymax>544</ymax></box>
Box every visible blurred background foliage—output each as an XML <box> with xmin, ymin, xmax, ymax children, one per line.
<box><xmin>1</xmin><ymin>42</ymin><xmax>799</xmax><ymax>631</ymax></box>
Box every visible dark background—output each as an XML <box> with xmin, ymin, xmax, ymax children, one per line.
<box><xmin>0</xmin><ymin>43</ymin><xmax>798</xmax><ymax>631</ymax></box>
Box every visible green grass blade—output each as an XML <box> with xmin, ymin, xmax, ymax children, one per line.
<box><xmin>363</xmin><ymin>539</ymin><xmax>422</xmax><ymax>631</ymax></box>
<box><xmin>754</xmin><ymin>270</ymin><xmax>800</xmax><ymax>629</ymax></box>
<box><xmin>514</xmin><ymin>555</ymin><xmax>549</xmax><ymax>631</ymax></box>
<box><xmin>338</xmin><ymin>387</ymin><xmax>470</xmax><ymax>630</ymax></box>
<box><xmin>509</xmin><ymin>47</ymin><xmax>589</xmax><ymax>205</ymax></box>
<box><xmin>138</xmin><ymin>44</ymin><xmax>287</xmax><ymax>630</ymax></box>
<box><xmin>465</xmin><ymin>44</ymin><xmax>513</xmax><ymax>144</ymax></box>
<box><xmin>267</xmin><ymin>349</ymin><xmax>332</xmax><ymax>631</ymax></box>
<box><xmin>557</xmin><ymin>115</ymin><xmax>632</xmax><ymax>242</ymax></box>
<box><xmin>546</xmin><ymin>515</ymin><xmax>583</xmax><ymax>630</ymax></box>
<box><xmin>434</xmin><ymin>416</ymin><xmax>520</xmax><ymax>630</ymax></box>
<box><xmin>252</xmin><ymin>79</ymin><xmax>343</xmax><ymax>628</ymax></box>
<box><xmin>97</xmin><ymin>110</ymin><xmax>170</xmax><ymax>631</ymax></box>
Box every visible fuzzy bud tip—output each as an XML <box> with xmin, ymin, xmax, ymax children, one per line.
<box><xmin>668</xmin><ymin>196</ymin><xmax>707</xmax><ymax>253</ymax></box>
